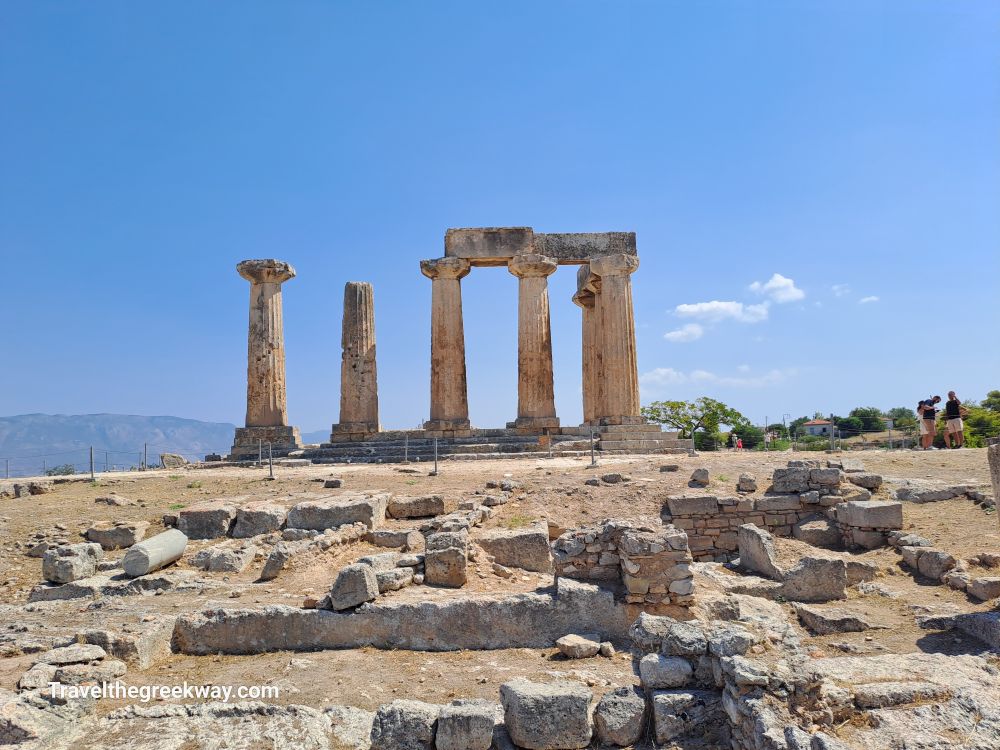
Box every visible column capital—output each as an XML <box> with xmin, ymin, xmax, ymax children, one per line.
<box><xmin>420</xmin><ymin>257</ymin><xmax>471</xmax><ymax>280</ymax></box>
<box><xmin>508</xmin><ymin>253</ymin><xmax>557</xmax><ymax>279</ymax></box>
<box><xmin>572</xmin><ymin>289</ymin><xmax>595</xmax><ymax>309</ymax></box>
<box><xmin>237</xmin><ymin>259</ymin><xmax>296</xmax><ymax>285</ymax></box>
<box><xmin>589</xmin><ymin>253</ymin><xmax>639</xmax><ymax>278</ymax></box>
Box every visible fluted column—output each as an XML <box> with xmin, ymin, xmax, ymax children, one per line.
<box><xmin>590</xmin><ymin>254</ymin><xmax>641</xmax><ymax>424</ymax></box>
<box><xmin>230</xmin><ymin>259</ymin><xmax>301</xmax><ymax>459</ymax></box>
<box><xmin>509</xmin><ymin>254</ymin><xmax>559</xmax><ymax>429</ymax></box>
<box><xmin>421</xmin><ymin>257</ymin><xmax>471</xmax><ymax>431</ymax></box>
<box><xmin>572</xmin><ymin>263</ymin><xmax>601</xmax><ymax>424</ymax></box>
<box><xmin>331</xmin><ymin>282</ymin><xmax>380</xmax><ymax>437</ymax></box>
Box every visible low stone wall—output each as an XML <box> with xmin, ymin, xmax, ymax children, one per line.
<box><xmin>664</xmin><ymin>494</ymin><xmax>818</xmax><ymax>562</ymax></box>
<box><xmin>664</xmin><ymin>460</ymin><xmax>889</xmax><ymax>562</ymax></box>
<box><xmin>551</xmin><ymin>518</ymin><xmax>694</xmax><ymax>607</ymax></box>
<box><xmin>172</xmin><ymin>577</ymin><xmax>630</xmax><ymax>654</ymax></box>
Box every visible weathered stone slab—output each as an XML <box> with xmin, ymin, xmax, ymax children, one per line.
<box><xmin>370</xmin><ymin>699</ymin><xmax>438</xmax><ymax>750</ymax></box>
<box><xmin>86</xmin><ymin>522</ymin><xmax>149</xmax><ymax>550</ymax></box>
<box><xmin>173</xmin><ymin>578</ymin><xmax>630</xmax><ymax>654</ymax></box>
<box><xmin>555</xmin><ymin>633</ymin><xmax>600</xmax><ymax>659</ymax></box>
<box><xmin>755</xmin><ymin>495</ymin><xmax>801</xmax><ymax>512</ymax></box>
<box><xmin>328</xmin><ymin>564</ymin><xmax>379</xmax><ymax>611</ymax></box>
<box><xmin>424</xmin><ymin>532</ymin><xmax>468</xmax><ymax>587</ymax></box>
<box><xmin>190</xmin><ymin>544</ymin><xmax>256</xmax><ymax>573</ymax></box>
<box><xmin>500</xmin><ymin>679</ymin><xmax>592</xmax><ymax>749</ymax></box>
<box><xmin>177</xmin><ymin>500</ymin><xmax>239</xmax><ymax>539</ymax></box>
<box><xmin>836</xmin><ymin>500</ymin><xmax>903</xmax><ymax>530</ymax></box>
<box><xmin>387</xmin><ymin>495</ymin><xmax>452</xmax><ymax>519</ymax></box>
<box><xmin>365</xmin><ymin>529</ymin><xmax>422</xmax><ymax>550</ymax></box>
<box><xmin>792</xmin><ymin>516</ymin><xmax>841</xmax><ymax>548</ymax></box>
<box><xmin>286</xmin><ymin>493</ymin><xmax>388</xmax><ymax>531</ymax></box>
<box><xmin>42</xmin><ymin>543</ymin><xmax>103</xmax><ymax>583</ymax></box>
<box><xmin>232</xmin><ymin>501</ymin><xmax>287</xmax><ymax>538</ymax></box>
<box><xmin>666</xmin><ymin>495</ymin><xmax>718</xmax><ymax>516</ymax></box>
<box><xmin>435</xmin><ymin>702</ymin><xmax>495</xmax><ymax>750</ymax></box>
<box><xmin>594</xmin><ymin>686</ymin><xmax>645</xmax><ymax>748</ymax></box>
<box><xmin>639</xmin><ymin>654</ymin><xmax>693</xmax><ymax>689</ymax></box>
<box><xmin>476</xmin><ymin>525</ymin><xmax>552</xmax><ymax>573</ymax></box>
<box><xmin>794</xmin><ymin>604</ymin><xmax>883</xmax><ymax>635</ymax></box>
<box><xmin>326</xmin><ymin>704</ymin><xmax>374</xmax><ymax>750</ymax></box>
<box><xmin>76</xmin><ymin>618</ymin><xmax>176</xmax><ymax>668</ymax></box>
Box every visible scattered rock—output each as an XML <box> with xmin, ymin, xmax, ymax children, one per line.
<box><xmin>737</xmin><ymin>473</ymin><xmax>757</xmax><ymax>493</ymax></box>
<box><xmin>556</xmin><ymin>634</ymin><xmax>600</xmax><ymax>659</ymax></box>
<box><xmin>639</xmin><ymin>653</ymin><xmax>693</xmax><ymax>689</ymax></box>
<box><xmin>369</xmin><ymin>699</ymin><xmax>439</xmax><ymax>750</ymax></box>
<box><xmin>327</xmin><ymin>564</ymin><xmax>379</xmax><ymax>611</ymax></box>
<box><xmin>794</xmin><ymin>604</ymin><xmax>884</xmax><ymax>634</ymax></box>
<box><xmin>594</xmin><ymin>686</ymin><xmax>645</xmax><ymax>747</ymax></box>
<box><xmin>42</xmin><ymin>543</ymin><xmax>103</xmax><ymax>584</ymax></box>
<box><xmin>689</xmin><ymin>468</ymin><xmax>710</xmax><ymax>487</ymax></box>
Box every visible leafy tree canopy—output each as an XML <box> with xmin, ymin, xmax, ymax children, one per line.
<box><xmin>848</xmin><ymin>406</ymin><xmax>885</xmax><ymax>432</ymax></box>
<box><xmin>983</xmin><ymin>390</ymin><xmax>1000</xmax><ymax>413</ymax></box>
<box><xmin>641</xmin><ymin>397</ymin><xmax>750</xmax><ymax>439</ymax></box>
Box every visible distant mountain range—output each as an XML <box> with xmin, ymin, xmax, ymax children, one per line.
<box><xmin>0</xmin><ymin>414</ymin><xmax>334</xmax><ymax>477</ymax></box>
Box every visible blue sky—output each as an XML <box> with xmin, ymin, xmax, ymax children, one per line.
<box><xmin>2</xmin><ymin>1</ymin><xmax>998</xmax><ymax>433</ymax></box>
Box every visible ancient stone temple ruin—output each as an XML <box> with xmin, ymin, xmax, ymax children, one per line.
<box><xmin>230</xmin><ymin>228</ymin><xmax>692</xmax><ymax>462</ymax></box>
<box><xmin>230</xmin><ymin>259</ymin><xmax>302</xmax><ymax>460</ymax></box>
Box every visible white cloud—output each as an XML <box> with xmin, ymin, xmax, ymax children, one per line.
<box><xmin>831</xmin><ymin>284</ymin><xmax>851</xmax><ymax>297</ymax></box>
<box><xmin>749</xmin><ymin>273</ymin><xmax>805</xmax><ymax>303</ymax></box>
<box><xmin>663</xmin><ymin>323</ymin><xmax>704</xmax><ymax>343</ymax></box>
<box><xmin>639</xmin><ymin>367</ymin><xmax>797</xmax><ymax>392</ymax></box>
<box><xmin>638</xmin><ymin>368</ymin><xmax>687</xmax><ymax>387</ymax></box>
<box><xmin>859</xmin><ymin>296</ymin><xmax>879</xmax><ymax>304</ymax></box>
<box><xmin>674</xmin><ymin>300</ymin><xmax>770</xmax><ymax>323</ymax></box>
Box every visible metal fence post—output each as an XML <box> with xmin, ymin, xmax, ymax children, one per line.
<box><xmin>590</xmin><ymin>431</ymin><xmax>597</xmax><ymax>467</ymax></box>
<box><xmin>433</xmin><ymin>438</ymin><xmax>439</xmax><ymax>475</ymax></box>
<box><xmin>90</xmin><ymin>446</ymin><xmax>95</xmax><ymax>481</ymax></box>
<box><xmin>268</xmin><ymin>442</ymin><xmax>274</xmax><ymax>480</ymax></box>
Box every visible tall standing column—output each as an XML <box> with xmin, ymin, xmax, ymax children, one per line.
<box><xmin>421</xmin><ymin>257</ymin><xmax>472</xmax><ymax>431</ymax></box>
<box><xmin>230</xmin><ymin>259</ymin><xmax>302</xmax><ymax>458</ymax></box>
<box><xmin>573</xmin><ymin>264</ymin><xmax>601</xmax><ymax>425</ymax></box>
<box><xmin>589</xmin><ymin>254</ymin><xmax>641</xmax><ymax>424</ymax></box>
<box><xmin>331</xmin><ymin>282</ymin><xmax>380</xmax><ymax>439</ymax></box>
<box><xmin>508</xmin><ymin>254</ymin><xmax>559</xmax><ymax>429</ymax></box>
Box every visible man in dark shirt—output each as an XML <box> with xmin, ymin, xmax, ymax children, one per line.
<box><xmin>944</xmin><ymin>391</ymin><xmax>964</xmax><ymax>449</ymax></box>
<box><xmin>918</xmin><ymin>395</ymin><xmax>941</xmax><ymax>450</ymax></box>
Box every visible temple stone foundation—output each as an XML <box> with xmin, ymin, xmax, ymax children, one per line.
<box><xmin>230</xmin><ymin>259</ymin><xmax>302</xmax><ymax>460</ymax></box>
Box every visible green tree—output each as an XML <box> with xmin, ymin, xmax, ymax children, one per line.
<box><xmin>886</xmin><ymin>406</ymin><xmax>917</xmax><ymax>430</ymax></box>
<box><xmin>983</xmin><ymin>390</ymin><xmax>1000</xmax><ymax>413</ymax></box>
<box><xmin>788</xmin><ymin>416</ymin><xmax>809</xmax><ymax>435</ymax></box>
<box><xmin>641</xmin><ymin>397</ymin><xmax>750</xmax><ymax>440</ymax></box>
<box><xmin>849</xmin><ymin>406</ymin><xmax>885</xmax><ymax>433</ymax></box>
<box><xmin>45</xmin><ymin>464</ymin><xmax>75</xmax><ymax>476</ymax></box>
<box><xmin>833</xmin><ymin>416</ymin><xmax>864</xmax><ymax>436</ymax></box>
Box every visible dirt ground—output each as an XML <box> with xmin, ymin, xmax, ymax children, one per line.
<box><xmin>0</xmin><ymin>448</ymin><xmax>996</xmax><ymax>716</ymax></box>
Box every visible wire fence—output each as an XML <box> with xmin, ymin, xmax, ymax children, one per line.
<box><xmin>0</xmin><ymin>442</ymin><xmax>212</xmax><ymax>480</ymax></box>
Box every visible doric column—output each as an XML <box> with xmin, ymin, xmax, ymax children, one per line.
<box><xmin>589</xmin><ymin>254</ymin><xmax>641</xmax><ymax>424</ymax></box>
<box><xmin>573</xmin><ymin>264</ymin><xmax>600</xmax><ymax>425</ymax></box>
<box><xmin>331</xmin><ymin>282</ymin><xmax>380</xmax><ymax>438</ymax></box>
<box><xmin>420</xmin><ymin>257</ymin><xmax>471</xmax><ymax>431</ymax></box>
<box><xmin>230</xmin><ymin>259</ymin><xmax>301</xmax><ymax>458</ymax></box>
<box><xmin>508</xmin><ymin>254</ymin><xmax>559</xmax><ymax>429</ymax></box>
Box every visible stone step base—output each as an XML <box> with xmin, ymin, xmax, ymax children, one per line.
<box><xmin>598</xmin><ymin>438</ymin><xmax>693</xmax><ymax>451</ymax></box>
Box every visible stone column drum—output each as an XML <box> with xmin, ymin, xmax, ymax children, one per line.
<box><xmin>508</xmin><ymin>254</ymin><xmax>559</xmax><ymax>429</ymax></box>
<box><xmin>230</xmin><ymin>259</ymin><xmax>302</xmax><ymax>459</ymax></box>
<box><xmin>421</xmin><ymin>257</ymin><xmax>472</xmax><ymax>431</ymax></box>
<box><xmin>573</xmin><ymin>265</ymin><xmax>601</xmax><ymax>425</ymax></box>
<box><xmin>589</xmin><ymin>254</ymin><xmax>641</xmax><ymax>424</ymax></box>
<box><xmin>330</xmin><ymin>282</ymin><xmax>380</xmax><ymax>438</ymax></box>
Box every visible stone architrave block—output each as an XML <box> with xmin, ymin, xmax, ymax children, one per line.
<box><xmin>836</xmin><ymin>500</ymin><xmax>903</xmax><ymax>530</ymax></box>
<box><xmin>476</xmin><ymin>524</ymin><xmax>552</xmax><ymax>573</ymax></box>
<box><xmin>666</xmin><ymin>495</ymin><xmax>719</xmax><ymax>516</ymax></box>
<box><xmin>177</xmin><ymin>499</ymin><xmax>240</xmax><ymax>539</ymax></box>
<box><xmin>232</xmin><ymin>501</ymin><xmax>288</xmax><ymax>538</ymax></box>
<box><xmin>286</xmin><ymin>493</ymin><xmax>388</xmax><ymax>531</ymax></box>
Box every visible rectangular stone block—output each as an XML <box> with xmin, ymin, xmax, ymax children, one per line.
<box><xmin>771</xmin><ymin>468</ymin><xmax>810</xmax><ymax>493</ymax></box>
<box><xmin>476</xmin><ymin>525</ymin><xmax>552</xmax><ymax>573</ymax></box>
<box><xmin>666</xmin><ymin>495</ymin><xmax>719</xmax><ymax>516</ymax></box>
<box><xmin>286</xmin><ymin>493</ymin><xmax>388</xmax><ymax>531</ymax></box>
<box><xmin>177</xmin><ymin>499</ymin><xmax>241</xmax><ymax>539</ymax></box>
<box><xmin>387</xmin><ymin>494</ymin><xmax>453</xmax><ymax>519</ymax></box>
<box><xmin>836</xmin><ymin>500</ymin><xmax>903</xmax><ymax>530</ymax></box>
<box><xmin>754</xmin><ymin>495</ymin><xmax>801</xmax><ymax>512</ymax></box>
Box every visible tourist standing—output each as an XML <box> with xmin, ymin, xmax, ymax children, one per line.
<box><xmin>918</xmin><ymin>395</ymin><xmax>941</xmax><ymax>450</ymax></box>
<box><xmin>944</xmin><ymin>391</ymin><xmax>965</xmax><ymax>449</ymax></box>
